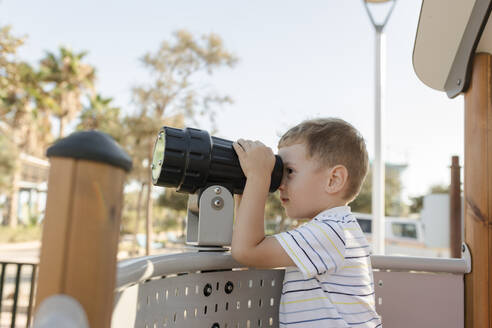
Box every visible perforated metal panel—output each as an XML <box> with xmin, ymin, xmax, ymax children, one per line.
<box><xmin>112</xmin><ymin>252</ymin><xmax>469</xmax><ymax>328</ymax></box>
<box><xmin>112</xmin><ymin>269</ymin><xmax>284</xmax><ymax>328</ymax></box>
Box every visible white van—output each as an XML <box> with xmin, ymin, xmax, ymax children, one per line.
<box><xmin>353</xmin><ymin>212</ymin><xmax>448</xmax><ymax>257</ymax></box>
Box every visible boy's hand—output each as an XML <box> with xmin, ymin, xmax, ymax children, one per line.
<box><xmin>231</xmin><ymin>140</ymin><xmax>295</xmax><ymax>269</ymax></box>
<box><xmin>233</xmin><ymin>139</ymin><xmax>275</xmax><ymax>179</ymax></box>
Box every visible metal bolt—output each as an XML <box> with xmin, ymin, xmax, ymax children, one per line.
<box><xmin>151</xmin><ymin>164</ymin><xmax>155</xmax><ymax>170</ymax></box>
<box><xmin>158</xmin><ymin>131</ymin><xmax>163</xmax><ymax>139</ymax></box>
<box><xmin>204</xmin><ymin>283</ymin><xmax>213</xmax><ymax>297</ymax></box>
<box><xmin>462</xmin><ymin>244</ymin><xmax>466</xmax><ymax>252</ymax></box>
<box><xmin>225</xmin><ymin>281</ymin><xmax>234</xmax><ymax>294</ymax></box>
<box><xmin>214</xmin><ymin>187</ymin><xmax>221</xmax><ymax>194</ymax></box>
<box><xmin>457</xmin><ymin>79</ymin><xmax>462</xmax><ymax>86</ymax></box>
<box><xmin>378</xmin><ymin>280</ymin><xmax>383</xmax><ymax>287</ymax></box>
<box><xmin>211</xmin><ymin>323</ymin><xmax>220</xmax><ymax>328</ymax></box>
<box><xmin>212</xmin><ymin>197</ymin><xmax>224</xmax><ymax>210</ymax></box>
<box><xmin>158</xmin><ymin>160</ymin><xmax>162</xmax><ymax>166</ymax></box>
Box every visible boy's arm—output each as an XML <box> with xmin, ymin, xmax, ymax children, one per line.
<box><xmin>231</xmin><ymin>140</ymin><xmax>295</xmax><ymax>268</ymax></box>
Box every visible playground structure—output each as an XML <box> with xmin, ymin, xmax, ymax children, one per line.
<box><xmin>28</xmin><ymin>1</ymin><xmax>492</xmax><ymax>327</ymax></box>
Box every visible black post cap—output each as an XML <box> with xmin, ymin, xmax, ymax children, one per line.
<box><xmin>46</xmin><ymin>131</ymin><xmax>132</xmax><ymax>172</ymax></box>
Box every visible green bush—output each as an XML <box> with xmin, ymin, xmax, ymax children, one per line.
<box><xmin>0</xmin><ymin>225</ymin><xmax>42</xmax><ymax>243</ymax></box>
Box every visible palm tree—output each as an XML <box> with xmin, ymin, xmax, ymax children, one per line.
<box><xmin>39</xmin><ymin>46</ymin><xmax>95</xmax><ymax>138</ymax></box>
<box><xmin>0</xmin><ymin>27</ymin><xmax>52</xmax><ymax>226</ymax></box>
<box><xmin>77</xmin><ymin>93</ymin><xmax>122</xmax><ymax>141</ymax></box>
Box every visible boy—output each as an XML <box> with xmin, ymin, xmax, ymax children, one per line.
<box><xmin>231</xmin><ymin>118</ymin><xmax>381</xmax><ymax>328</ymax></box>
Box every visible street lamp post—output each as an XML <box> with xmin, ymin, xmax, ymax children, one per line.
<box><xmin>362</xmin><ymin>0</ymin><xmax>396</xmax><ymax>255</ymax></box>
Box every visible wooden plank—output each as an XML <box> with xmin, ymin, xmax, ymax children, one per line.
<box><xmin>464</xmin><ymin>53</ymin><xmax>492</xmax><ymax>328</ymax></box>
<box><xmin>450</xmin><ymin>156</ymin><xmax>462</xmax><ymax>258</ymax></box>
<box><xmin>35</xmin><ymin>157</ymin><xmax>126</xmax><ymax>327</ymax></box>
<box><xmin>486</xmin><ymin>55</ymin><xmax>492</xmax><ymax>328</ymax></box>
<box><xmin>64</xmin><ymin>160</ymin><xmax>126</xmax><ymax>328</ymax></box>
<box><xmin>35</xmin><ymin>158</ymin><xmax>75</xmax><ymax>310</ymax></box>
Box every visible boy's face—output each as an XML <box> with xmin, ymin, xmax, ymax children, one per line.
<box><xmin>278</xmin><ymin>142</ymin><xmax>332</xmax><ymax>219</ymax></box>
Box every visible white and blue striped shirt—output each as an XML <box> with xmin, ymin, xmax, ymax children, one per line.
<box><xmin>274</xmin><ymin>206</ymin><xmax>381</xmax><ymax>328</ymax></box>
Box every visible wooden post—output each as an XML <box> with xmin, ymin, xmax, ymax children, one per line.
<box><xmin>464</xmin><ymin>53</ymin><xmax>492</xmax><ymax>328</ymax></box>
<box><xmin>450</xmin><ymin>155</ymin><xmax>462</xmax><ymax>258</ymax></box>
<box><xmin>34</xmin><ymin>131</ymin><xmax>132</xmax><ymax>328</ymax></box>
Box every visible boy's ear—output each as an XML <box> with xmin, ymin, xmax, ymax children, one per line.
<box><xmin>324</xmin><ymin>165</ymin><xmax>349</xmax><ymax>194</ymax></box>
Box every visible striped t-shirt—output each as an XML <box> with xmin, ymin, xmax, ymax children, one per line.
<box><xmin>274</xmin><ymin>206</ymin><xmax>381</xmax><ymax>328</ymax></box>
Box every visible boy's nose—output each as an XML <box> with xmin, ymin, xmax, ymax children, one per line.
<box><xmin>278</xmin><ymin>175</ymin><xmax>286</xmax><ymax>191</ymax></box>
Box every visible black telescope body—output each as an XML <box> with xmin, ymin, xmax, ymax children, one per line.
<box><xmin>151</xmin><ymin>126</ymin><xmax>283</xmax><ymax>194</ymax></box>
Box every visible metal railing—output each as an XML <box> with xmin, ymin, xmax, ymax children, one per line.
<box><xmin>0</xmin><ymin>262</ymin><xmax>37</xmax><ymax>328</ymax></box>
<box><xmin>113</xmin><ymin>252</ymin><xmax>469</xmax><ymax>328</ymax></box>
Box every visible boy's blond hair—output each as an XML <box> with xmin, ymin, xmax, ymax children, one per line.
<box><xmin>278</xmin><ymin>118</ymin><xmax>368</xmax><ymax>201</ymax></box>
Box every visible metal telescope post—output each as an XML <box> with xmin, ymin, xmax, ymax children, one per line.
<box><xmin>362</xmin><ymin>0</ymin><xmax>397</xmax><ymax>255</ymax></box>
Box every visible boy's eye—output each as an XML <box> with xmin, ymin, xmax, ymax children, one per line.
<box><xmin>286</xmin><ymin>168</ymin><xmax>293</xmax><ymax>175</ymax></box>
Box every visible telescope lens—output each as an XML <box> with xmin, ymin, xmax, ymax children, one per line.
<box><xmin>151</xmin><ymin>131</ymin><xmax>165</xmax><ymax>182</ymax></box>
<box><xmin>151</xmin><ymin>126</ymin><xmax>283</xmax><ymax>194</ymax></box>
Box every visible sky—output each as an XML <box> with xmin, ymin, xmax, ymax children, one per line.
<box><xmin>0</xmin><ymin>0</ymin><xmax>464</xmax><ymax>200</ymax></box>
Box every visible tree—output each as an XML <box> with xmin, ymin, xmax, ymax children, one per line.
<box><xmin>123</xmin><ymin>114</ymin><xmax>184</xmax><ymax>248</ymax></box>
<box><xmin>0</xmin><ymin>26</ymin><xmax>52</xmax><ymax>226</ymax></box>
<box><xmin>157</xmin><ymin>189</ymin><xmax>188</xmax><ymax>212</ymax></box>
<box><xmin>76</xmin><ymin>93</ymin><xmax>123</xmax><ymax>141</ymax></box>
<box><xmin>409</xmin><ymin>195</ymin><xmax>423</xmax><ymax>214</ymax></box>
<box><xmin>131</xmin><ymin>30</ymin><xmax>237</xmax><ymax>254</ymax></box>
<box><xmin>39</xmin><ymin>46</ymin><xmax>95</xmax><ymax>138</ymax></box>
<box><xmin>156</xmin><ymin>188</ymin><xmax>188</xmax><ymax>238</ymax></box>
<box><xmin>350</xmin><ymin>163</ymin><xmax>407</xmax><ymax>216</ymax></box>
<box><xmin>265</xmin><ymin>191</ymin><xmax>288</xmax><ymax>233</ymax></box>
<box><xmin>409</xmin><ymin>183</ymin><xmax>450</xmax><ymax>214</ymax></box>
<box><xmin>429</xmin><ymin>184</ymin><xmax>449</xmax><ymax>194</ymax></box>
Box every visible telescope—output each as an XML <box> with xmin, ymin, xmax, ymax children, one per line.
<box><xmin>151</xmin><ymin>126</ymin><xmax>284</xmax><ymax>248</ymax></box>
